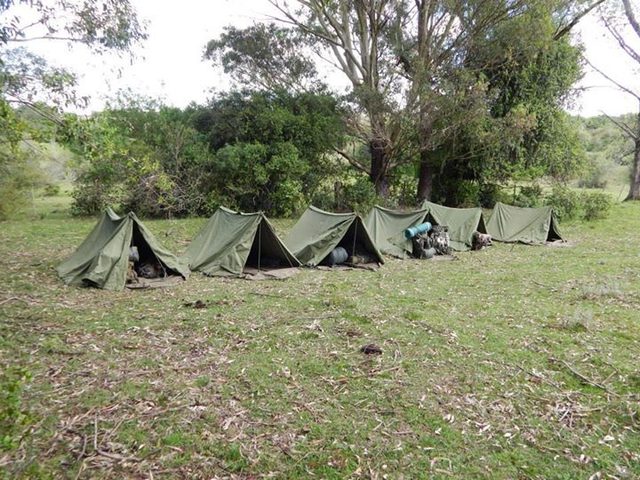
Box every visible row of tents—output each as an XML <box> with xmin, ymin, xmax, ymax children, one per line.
<box><xmin>56</xmin><ymin>202</ymin><xmax>563</xmax><ymax>290</ymax></box>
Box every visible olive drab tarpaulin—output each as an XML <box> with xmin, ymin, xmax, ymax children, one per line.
<box><xmin>56</xmin><ymin>208</ymin><xmax>189</xmax><ymax>290</ymax></box>
<box><xmin>486</xmin><ymin>202</ymin><xmax>563</xmax><ymax>244</ymax></box>
<box><xmin>421</xmin><ymin>201</ymin><xmax>488</xmax><ymax>251</ymax></box>
<box><xmin>183</xmin><ymin>207</ymin><xmax>300</xmax><ymax>277</ymax></box>
<box><xmin>364</xmin><ymin>205</ymin><xmax>429</xmax><ymax>258</ymax></box>
<box><xmin>284</xmin><ymin>205</ymin><xmax>384</xmax><ymax>267</ymax></box>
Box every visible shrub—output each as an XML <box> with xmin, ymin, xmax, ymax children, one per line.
<box><xmin>545</xmin><ymin>184</ymin><xmax>581</xmax><ymax>221</ymax></box>
<box><xmin>580</xmin><ymin>191</ymin><xmax>612</xmax><ymax>221</ymax></box>
<box><xmin>514</xmin><ymin>184</ymin><xmax>543</xmax><ymax>207</ymax></box>
<box><xmin>309</xmin><ymin>182</ymin><xmax>337</xmax><ymax>212</ymax></box>
<box><xmin>341</xmin><ymin>176</ymin><xmax>378</xmax><ymax>214</ymax></box>
<box><xmin>478</xmin><ymin>183</ymin><xmax>507</xmax><ymax>208</ymax></box>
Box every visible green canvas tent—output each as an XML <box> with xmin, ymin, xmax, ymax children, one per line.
<box><xmin>364</xmin><ymin>205</ymin><xmax>429</xmax><ymax>258</ymax></box>
<box><xmin>422</xmin><ymin>201</ymin><xmax>487</xmax><ymax>251</ymax></box>
<box><xmin>285</xmin><ymin>205</ymin><xmax>384</xmax><ymax>267</ymax></box>
<box><xmin>183</xmin><ymin>207</ymin><xmax>300</xmax><ymax>277</ymax></box>
<box><xmin>486</xmin><ymin>202</ymin><xmax>563</xmax><ymax>244</ymax></box>
<box><xmin>57</xmin><ymin>208</ymin><xmax>189</xmax><ymax>291</ymax></box>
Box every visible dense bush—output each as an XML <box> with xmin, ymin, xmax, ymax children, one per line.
<box><xmin>545</xmin><ymin>185</ymin><xmax>612</xmax><ymax>221</ymax></box>
<box><xmin>340</xmin><ymin>176</ymin><xmax>378</xmax><ymax>214</ymax></box>
<box><xmin>68</xmin><ymin>91</ymin><xmax>345</xmax><ymax>218</ymax></box>
<box><xmin>42</xmin><ymin>183</ymin><xmax>61</xmax><ymax>196</ymax></box>
<box><xmin>0</xmin><ymin>151</ymin><xmax>44</xmax><ymax>220</ymax></box>
<box><xmin>580</xmin><ymin>191</ymin><xmax>612</xmax><ymax>221</ymax></box>
<box><xmin>545</xmin><ymin>184</ymin><xmax>581</xmax><ymax>221</ymax></box>
<box><xmin>578</xmin><ymin>163</ymin><xmax>609</xmax><ymax>189</ymax></box>
<box><xmin>513</xmin><ymin>184</ymin><xmax>544</xmax><ymax>207</ymax></box>
<box><xmin>478</xmin><ymin>183</ymin><xmax>508</xmax><ymax>208</ymax></box>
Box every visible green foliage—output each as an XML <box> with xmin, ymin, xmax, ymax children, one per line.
<box><xmin>545</xmin><ymin>185</ymin><xmax>613</xmax><ymax>222</ymax></box>
<box><xmin>205</xmin><ymin>23</ymin><xmax>320</xmax><ymax>93</ymax></box>
<box><xmin>545</xmin><ymin>184</ymin><xmax>581</xmax><ymax>221</ymax></box>
<box><xmin>427</xmin><ymin>6</ymin><xmax>586</xmax><ymax>206</ymax></box>
<box><xmin>65</xmin><ymin>101</ymin><xmax>215</xmax><ymax>217</ymax></box>
<box><xmin>192</xmin><ymin>90</ymin><xmax>345</xmax><ymax>216</ymax></box>
<box><xmin>478</xmin><ymin>183</ymin><xmax>509</xmax><ymax>208</ymax></box>
<box><xmin>0</xmin><ymin>367</ymin><xmax>31</xmax><ymax>451</ymax></box>
<box><xmin>212</xmin><ymin>141</ymin><xmax>307</xmax><ymax>216</ymax></box>
<box><xmin>340</xmin><ymin>176</ymin><xmax>378</xmax><ymax>214</ymax></box>
<box><xmin>0</xmin><ymin>145</ymin><xmax>45</xmax><ymax>220</ymax></box>
<box><xmin>580</xmin><ymin>191</ymin><xmax>613</xmax><ymax>221</ymax></box>
<box><xmin>578</xmin><ymin>163</ymin><xmax>609</xmax><ymax>189</ymax></box>
<box><xmin>514</xmin><ymin>184</ymin><xmax>544</xmax><ymax>208</ymax></box>
<box><xmin>0</xmin><ymin>0</ymin><xmax>147</xmax><ymax>219</ymax></box>
<box><xmin>66</xmin><ymin>90</ymin><xmax>344</xmax><ymax>218</ymax></box>
<box><xmin>575</xmin><ymin>114</ymin><xmax>634</xmax><ymax>191</ymax></box>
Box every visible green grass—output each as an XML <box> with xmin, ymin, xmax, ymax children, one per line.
<box><xmin>1</xmin><ymin>202</ymin><xmax>639</xmax><ymax>479</ymax></box>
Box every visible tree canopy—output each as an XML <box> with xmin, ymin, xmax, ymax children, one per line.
<box><xmin>205</xmin><ymin>0</ymin><xmax>594</xmax><ymax>206</ymax></box>
<box><xmin>0</xmin><ymin>0</ymin><xmax>147</xmax><ymax>219</ymax></box>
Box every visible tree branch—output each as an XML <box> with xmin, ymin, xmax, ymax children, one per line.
<box><xmin>586</xmin><ymin>58</ymin><xmax>640</xmax><ymax>101</ymax></box>
<box><xmin>622</xmin><ymin>0</ymin><xmax>640</xmax><ymax>38</ymax></box>
<box><xmin>601</xmin><ymin>111</ymin><xmax>638</xmax><ymax>140</ymax></box>
<box><xmin>554</xmin><ymin>0</ymin><xmax>606</xmax><ymax>40</ymax></box>
<box><xmin>603</xmin><ymin>16</ymin><xmax>640</xmax><ymax>64</ymax></box>
<box><xmin>333</xmin><ymin>147</ymin><xmax>370</xmax><ymax>174</ymax></box>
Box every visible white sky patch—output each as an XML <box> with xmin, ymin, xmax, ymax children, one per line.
<box><xmin>11</xmin><ymin>0</ymin><xmax>640</xmax><ymax>117</ymax></box>
<box><xmin>570</xmin><ymin>13</ymin><xmax>639</xmax><ymax>117</ymax></box>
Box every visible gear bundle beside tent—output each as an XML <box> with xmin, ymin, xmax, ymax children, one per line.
<box><xmin>422</xmin><ymin>202</ymin><xmax>489</xmax><ymax>252</ymax></box>
<box><xmin>364</xmin><ymin>203</ymin><xmax>490</xmax><ymax>258</ymax></box>
<box><xmin>56</xmin><ymin>208</ymin><xmax>189</xmax><ymax>291</ymax></box>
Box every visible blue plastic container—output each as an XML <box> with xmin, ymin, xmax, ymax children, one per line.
<box><xmin>404</xmin><ymin>222</ymin><xmax>432</xmax><ymax>239</ymax></box>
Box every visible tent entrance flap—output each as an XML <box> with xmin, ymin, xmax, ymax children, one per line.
<box><xmin>131</xmin><ymin>223</ymin><xmax>180</xmax><ymax>278</ymax></box>
<box><xmin>285</xmin><ymin>205</ymin><xmax>384</xmax><ymax>267</ymax></box>
<box><xmin>320</xmin><ymin>221</ymin><xmax>380</xmax><ymax>266</ymax></box>
<box><xmin>246</xmin><ymin>220</ymin><xmax>298</xmax><ymax>271</ymax></box>
<box><xmin>185</xmin><ymin>208</ymin><xmax>301</xmax><ymax>277</ymax></box>
<box><xmin>57</xmin><ymin>209</ymin><xmax>189</xmax><ymax>291</ymax></box>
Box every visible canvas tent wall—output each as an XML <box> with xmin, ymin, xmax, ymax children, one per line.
<box><xmin>183</xmin><ymin>207</ymin><xmax>300</xmax><ymax>277</ymax></box>
<box><xmin>422</xmin><ymin>201</ymin><xmax>487</xmax><ymax>251</ymax></box>
<box><xmin>486</xmin><ymin>202</ymin><xmax>563</xmax><ymax>244</ymax></box>
<box><xmin>285</xmin><ymin>205</ymin><xmax>384</xmax><ymax>266</ymax></box>
<box><xmin>57</xmin><ymin>208</ymin><xmax>189</xmax><ymax>290</ymax></box>
<box><xmin>364</xmin><ymin>205</ymin><xmax>429</xmax><ymax>258</ymax></box>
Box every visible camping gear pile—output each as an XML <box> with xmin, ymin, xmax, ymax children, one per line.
<box><xmin>412</xmin><ymin>224</ymin><xmax>451</xmax><ymax>258</ymax></box>
<box><xmin>57</xmin><ymin>201</ymin><xmax>564</xmax><ymax>291</ymax></box>
<box><xmin>403</xmin><ymin>221</ymin><xmax>451</xmax><ymax>258</ymax></box>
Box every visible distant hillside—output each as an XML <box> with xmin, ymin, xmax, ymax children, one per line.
<box><xmin>574</xmin><ymin>114</ymin><xmax>633</xmax><ymax>195</ymax></box>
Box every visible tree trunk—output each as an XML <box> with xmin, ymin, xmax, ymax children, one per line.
<box><xmin>416</xmin><ymin>149</ymin><xmax>433</xmax><ymax>203</ymax></box>
<box><xmin>416</xmin><ymin>119</ymin><xmax>434</xmax><ymax>203</ymax></box>
<box><xmin>625</xmin><ymin>110</ymin><xmax>640</xmax><ymax>201</ymax></box>
<box><xmin>626</xmin><ymin>139</ymin><xmax>640</xmax><ymax>200</ymax></box>
<box><xmin>369</xmin><ymin>137</ymin><xmax>389</xmax><ymax>197</ymax></box>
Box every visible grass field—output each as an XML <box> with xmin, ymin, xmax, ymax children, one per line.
<box><xmin>1</xmin><ymin>202</ymin><xmax>639</xmax><ymax>479</ymax></box>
